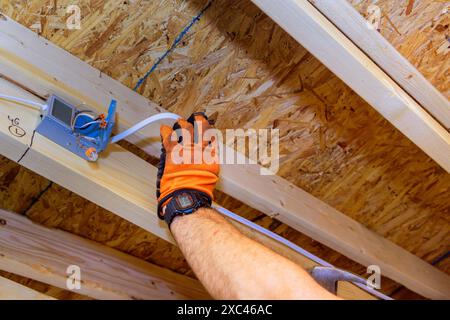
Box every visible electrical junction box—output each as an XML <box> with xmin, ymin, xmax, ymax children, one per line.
<box><xmin>35</xmin><ymin>95</ymin><xmax>116</xmax><ymax>161</ymax></box>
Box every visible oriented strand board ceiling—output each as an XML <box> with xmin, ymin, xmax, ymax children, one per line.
<box><xmin>0</xmin><ymin>0</ymin><xmax>448</xmax><ymax>299</ymax></box>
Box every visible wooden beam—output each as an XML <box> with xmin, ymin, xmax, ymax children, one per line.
<box><xmin>0</xmin><ymin>276</ymin><xmax>55</xmax><ymax>300</ymax></box>
<box><xmin>251</xmin><ymin>0</ymin><xmax>450</xmax><ymax>172</ymax></box>
<box><xmin>0</xmin><ymin>209</ymin><xmax>209</xmax><ymax>300</ymax></box>
<box><xmin>309</xmin><ymin>0</ymin><xmax>450</xmax><ymax>130</ymax></box>
<box><xmin>0</xmin><ymin>16</ymin><xmax>448</xmax><ymax>299</ymax></box>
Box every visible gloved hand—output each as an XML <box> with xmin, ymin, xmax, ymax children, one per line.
<box><xmin>157</xmin><ymin>112</ymin><xmax>219</xmax><ymax>218</ymax></box>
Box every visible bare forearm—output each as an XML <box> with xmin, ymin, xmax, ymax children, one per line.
<box><xmin>171</xmin><ymin>208</ymin><xmax>339</xmax><ymax>300</ymax></box>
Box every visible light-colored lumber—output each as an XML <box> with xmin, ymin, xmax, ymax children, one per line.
<box><xmin>0</xmin><ymin>276</ymin><xmax>55</xmax><ymax>300</ymax></box>
<box><xmin>251</xmin><ymin>0</ymin><xmax>450</xmax><ymax>172</ymax></box>
<box><xmin>0</xmin><ymin>78</ymin><xmax>378</xmax><ymax>300</ymax></box>
<box><xmin>309</xmin><ymin>0</ymin><xmax>450</xmax><ymax>130</ymax></box>
<box><xmin>0</xmin><ymin>209</ymin><xmax>208</xmax><ymax>300</ymax></box>
<box><xmin>0</xmin><ymin>16</ymin><xmax>449</xmax><ymax>299</ymax></box>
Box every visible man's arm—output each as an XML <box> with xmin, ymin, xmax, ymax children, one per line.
<box><xmin>157</xmin><ymin>113</ymin><xmax>339</xmax><ymax>300</ymax></box>
<box><xmin>171</xmin><ymin>207</ymin><xmax>339</xmax><ymax>300</ymax></box>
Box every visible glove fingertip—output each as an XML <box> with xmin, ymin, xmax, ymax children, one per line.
<box><xmin>187</xmin><ymin>112</ymin><xmax>209</xmax><ymax>126</ymax></box>
<box><xmin>160</xmin><ymin>125</ymin><xmax>173</xmax><ymax>141</ymax></box>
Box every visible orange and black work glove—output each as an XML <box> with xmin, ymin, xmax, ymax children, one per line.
<box><xmin>156</xmin><ymin>112</ymin><xmax>220</xmax><ymax>223</ymax></box>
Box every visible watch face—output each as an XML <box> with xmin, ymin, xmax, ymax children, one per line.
<box><xmin>176</xmin><ymin>193</ymin><xmax>194</xmax><ymax>209</ymax></box>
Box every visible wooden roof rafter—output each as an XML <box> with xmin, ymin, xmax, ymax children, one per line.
<box><xmin>0</xmin><ymin>209</ymin><xmax>209</xmax><ymax>300</ymax></box>
<box><xmin>252</xmin><ymin>0</ymin><xmax>450</xmax><ymax>172</ymax></box>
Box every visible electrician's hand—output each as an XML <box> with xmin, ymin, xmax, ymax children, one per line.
<box><xmin>156</xmin><ymin>112</ymin><xmax>219</xmax><ymax>214</ymax></box>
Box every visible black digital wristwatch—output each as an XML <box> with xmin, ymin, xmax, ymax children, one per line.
<box><xmin>157</xmin><ymin>189</ymin><xmax>212</xmax><ymax>227</ymax></box>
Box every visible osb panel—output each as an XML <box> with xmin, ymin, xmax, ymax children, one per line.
<box><xmin>0</xmin><ymin>0</ymin><xmax>448</xmax><ymax>298</ymax></box>
<box><xmin>349</xmin><ymin>0</ymin><xmax>450</xmax><ymax>98</ymax></box>
<box><xmin>0</xmin><ymin>155</ymin><xmax>50</xmax><ymax>213</ymax></box>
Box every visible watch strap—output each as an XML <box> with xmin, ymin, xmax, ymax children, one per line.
<box><xmin>157</xmin><ymin>189</ymin><xmax>212</xmax><ymax>226</ymax></box>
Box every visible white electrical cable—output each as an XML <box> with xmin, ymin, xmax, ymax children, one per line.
<box><xmin>0</xmin><ymin>94</ymin><xmax>47</xmax><ymax>111</ymax></box>
<box><xmin>110</xmin><ymin>112</ymin><xmax>180</xmax><ymax>144</ymax></box>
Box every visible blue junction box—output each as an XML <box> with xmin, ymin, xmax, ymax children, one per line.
<box><xmin>35</xmin><ymin>95</ymin><xmax>116</xmax><ymax>161</ymax></box>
